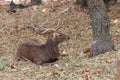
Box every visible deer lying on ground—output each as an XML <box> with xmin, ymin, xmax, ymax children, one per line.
<box><xmin>16</xmin><ymin>17</ymin><xmax>70</xmax><ymax>65</ymax></box>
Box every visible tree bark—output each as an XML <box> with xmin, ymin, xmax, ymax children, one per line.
<box><xmin>75</xmin><ymin>0</ymin><xmax>117</xmax><ymax>7</ymax></box>
<box><xmin>117</xmin><ymin>0</ymin><xmax>120</xmax><ymax>3</ymax></box>
<box><xmin>87</xmin><ymin>0</ymin><xmax>115</xmax><ymax>57</ymax></box>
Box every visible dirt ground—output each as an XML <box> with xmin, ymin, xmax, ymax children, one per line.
<box><xmin>0</xmin><ymin>2</ymin><xmax>120</xmax><ymax>80</ymax></box>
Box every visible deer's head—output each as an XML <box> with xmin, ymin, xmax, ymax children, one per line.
<box><xmin>29</xmin><ymin>14</ymin><xmax>70</xmax><ymax>44</ymax></box>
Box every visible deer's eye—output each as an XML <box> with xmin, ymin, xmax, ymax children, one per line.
<box><xmin>59</xmin><ymin>34</ymin><xmax>62</xmax><ymax>36</ymax></box>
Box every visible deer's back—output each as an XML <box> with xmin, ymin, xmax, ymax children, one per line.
<box><xmin>17</xmin><ymin>40</ymin><xmax>44</xmax><ymax>61</ymax></box>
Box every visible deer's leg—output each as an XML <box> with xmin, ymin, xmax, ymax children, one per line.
<box><xmin>33</xmin><ymin>58</ymin><xmax>44</xmax><ymax>65</ymax></box>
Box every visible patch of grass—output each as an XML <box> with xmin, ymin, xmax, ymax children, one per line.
<box><xmin>0</xmin><ymin>4</ymin><xmax>119</xmax><ymax>80</ymax></box>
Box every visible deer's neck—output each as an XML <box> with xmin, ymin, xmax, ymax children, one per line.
<box><xmin>46</xmin><ymin>39</ymin><xmax>59</xmax><ymax>57</ymax></box>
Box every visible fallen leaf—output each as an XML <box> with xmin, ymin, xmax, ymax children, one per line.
<box><xmin>32</xmin><ymin>5</ymin><xmax>39</xmax><ymax>11</ymax></box>
<box><xmin>112</xmin><ymin>35</ymin><xmax>118</xmax><ymax>40</ymax></box>
<box><xmin>113</xmin><ymin>19</ymin><xmax>119</xmax><ymax>24</ymax></box>
<box><xmin>106</xmin><ymin>60</ymin><xmax>112</xmax><ymax>63</ymax></box>
<box><xmin>46</xmin><ymin>70</ymin><xmax>54</xmax><ymax>77</ymax></box>
<box><xmin>84</xmin><ymin>69</ymin><xmax>103</xmax><ymax>78</ymax></box>
<box><xmin>116</xmin><ymin>28</ymin><xmax>120</xmax><ymax>33</ymax></box>
<box><xmin>42</xmin><ymin>8</ymin><xmax>49</xmax><ymax>13</ymax></box>
<box><xmin>60</xmin><ymin>50</ymin><xmax>68</xmax><ymax>57</ymax></box>
<box><xmin>55</xmin><ymin>64</ymin><xmax>59</xmax><ymax>68</ymax></box>
<box><xmin>83</xmin><ymin>46</ymin><xmax>91</xmax><ymax>53</ymax></box>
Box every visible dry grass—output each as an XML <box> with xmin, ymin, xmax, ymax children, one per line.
<box><xmin>0</xmin><ymin>3</ymin><xmax>120</xmax><ymax>80</ymax></box>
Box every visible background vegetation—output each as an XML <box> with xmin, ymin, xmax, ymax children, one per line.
<box><xmin>0</xmin><ymin>1</ymin><xmax>120</xmax><ymax>80</ymax></box>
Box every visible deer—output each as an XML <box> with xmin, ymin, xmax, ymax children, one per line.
<box><xmin>16</xmin><ymin>14</ymin><xmax>70</xmax><ymax>65</ymax></box>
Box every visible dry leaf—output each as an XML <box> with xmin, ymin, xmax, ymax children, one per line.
<box><xmin>46</xmin><ymin>70</ymin><xmax>54</xmax><ymax>77</ymax></box>
<box><xmin>61</xmin><ymin>50</ymin><xmax>68</xmax><ymax>56</ymax></box>
<box><xmin>116</xmin><ymin>28</ymin><xmax>120</xmax><ymax>33</ymax></box>
<box><xmin>84</xmin><ymin>69</ymin><xmax>103</xmax><ymax>78</ymax></box>
<box><xmin>65</xmin><ymin>63</ymin><xmax>68</xmax><ymax>67</ymax></box>
<box><xmin>106</xmin><ymin>60</ymin><xmax>112</xmax><ymax>63</ymax></box>
<box><xmin>55</xmin><ymin>64</ymin><xmax>59</xmax><ymax>68</ymax></box>
<box><xmin>83</xmin><ymin>46</ymin><xmax>91</xmax><ymax>53</ymax></box>
<box><xmin>11</xmin><ymin>64</ymin><xmax>17</xmax><ymax>69</ymax></box>
<box><xmin>10</xmin><ymin>63</ymin><xmax>18</xmax><ymax>71</ymax></box>
<box><xmin>42</xmin><ymin>8</ymin><xmax>49</xmax><ymax>13</ymax></box>
<box><xmin>113</xmin><ymin>19</ymin><xmax>119</xmax><ymax>24</ymax></box>
<box><xmin>32</xmin><ymin>5</ymin><xmax>39</xmax><ymax>11</ymax></box>
<box><xmin>112</xmin><ymin>35</ymin><xmax>118</xmax><ymax>40</ymax></box>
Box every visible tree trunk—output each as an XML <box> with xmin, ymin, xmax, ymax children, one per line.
<box><xmin>117</xmin><ymin>0</ymin><xmax>120</xmax><ymax>3</ymax></box>
<box><xmin>31</xmin><ymin>0</ymin><xmax>41</xmax><ymax>5</ymax></box>
<box><xmin>75</xmin><ymin>0</ymin><xmax>117</xmax><ymax>8</ymax></box>
<box><xmin>87</xmin><ymin>0</ymin><xmax>115</xmax><ymax>57</ymax></box>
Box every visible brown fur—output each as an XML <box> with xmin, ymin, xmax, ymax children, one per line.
<box><xmin>17</xmin><ymin>32</ymin><xmax>69</xmax><ymax>65</ymax></box>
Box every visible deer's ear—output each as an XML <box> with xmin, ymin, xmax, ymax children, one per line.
<box><xmin>52</xmin><ymin>33</ymin><xmax>56</xmax><ymax>39</ymax></box>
